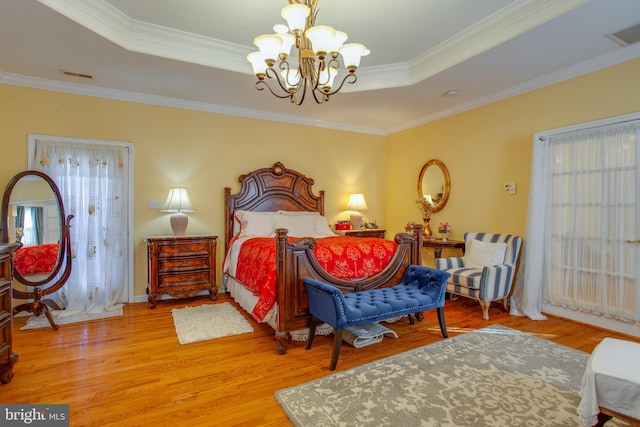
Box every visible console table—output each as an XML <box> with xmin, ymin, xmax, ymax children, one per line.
<box><xmin>423</xmin><ymin>239</ymin><xmax>465</xmax><ymax>259</ymax></box>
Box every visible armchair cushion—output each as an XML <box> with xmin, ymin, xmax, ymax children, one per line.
<box><xmin>448</xmin><ymin>267</ymin><xmax>483</xmax><ymax>289</ymax></box>
<box><xmin>464</xmin><ymin>239</ymin><xmax>506</xmax><ymax>268</ymax></box>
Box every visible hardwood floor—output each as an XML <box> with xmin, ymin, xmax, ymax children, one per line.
<box><xmin>3</xmin><ymin>294</ymin><xmax>639</xmax><ymax>427</ymax></box>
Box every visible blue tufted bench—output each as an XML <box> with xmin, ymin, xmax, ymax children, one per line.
<box><xmin>303</xmin><ymin>265</ymin><xmax>450</xmax><ymax>370</ymax></box>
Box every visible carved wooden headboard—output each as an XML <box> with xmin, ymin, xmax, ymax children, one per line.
<box><xmin>224</xmin><ymin>162</ymin><xmax>325</xmax><ymax>251</ymax></box>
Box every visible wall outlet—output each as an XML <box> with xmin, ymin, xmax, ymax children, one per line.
<box><xmin>148</xmin><ymin>199</ymin><xmax>163</xmax><ymax>209</ymax></box>
<box><xmin>504</xmin><ymin>182</ymin><xmax>517</xmax><ymax>195</ymax></box>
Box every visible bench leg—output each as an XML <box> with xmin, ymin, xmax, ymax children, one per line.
<box><xmin>330</xmin><ymin>329</ymin><xmax>343</xmax><ymax>371</ymax></box>
<box><xmin>437</xmin><ymin>307</ymin><xmax>448</xmax><ymax>338</ymax></box>
<box><xmin>306</xmin><ymin>316</ymin><xmax>319</xmax><ymax>350</ymax></box>
<box><xmin>407</xmin><ymin>313</ymin><xmax>414</xmax><ymax>325</ymax></box>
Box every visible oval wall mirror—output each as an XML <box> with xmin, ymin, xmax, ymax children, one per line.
<box><xmin>417</xmin><ymin>159</ymin><xmax>451</xmax><ymax>213</ymax></box>
<box><xmin>1</xmin><ymin>170</ymin><xmax>73</xmax><ymax>329</ymax></box>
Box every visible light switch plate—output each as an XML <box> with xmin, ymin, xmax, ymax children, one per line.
<box><xmin>148</xmin><ymin>199</ymin><xmax>163</xmax><ymax>209</ymax></box>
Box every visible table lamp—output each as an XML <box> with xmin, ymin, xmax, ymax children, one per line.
<box><xmin>161</xmin><ymin>187</ymin><xmax>194</xmax><ymax>236</ymax></box>
<box><xmin>346</xmin><ymin>193</ymin><xmax>368</xmax><ymax>229</ymax></box>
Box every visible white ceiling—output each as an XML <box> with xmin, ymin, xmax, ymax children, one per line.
<box><xmin>1</xmin><ymin>0</ymin><xmax>639</xmax><ymax>135</ymax></box>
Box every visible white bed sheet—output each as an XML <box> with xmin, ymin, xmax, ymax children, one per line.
<box><xmin>577</xmin><ymin>337</ymin><xmax>640</xmax><ymax>426</ymax></box>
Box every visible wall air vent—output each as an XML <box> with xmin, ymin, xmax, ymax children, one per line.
<box><xmin>605</xmin><ymin>22</ymin><xmax>640</xmax><ymax>47</ymax></box>
<box><xmin>61</xmin><ymin>70</ymin><xmax>93</xmax><ymax>79</ymax></box>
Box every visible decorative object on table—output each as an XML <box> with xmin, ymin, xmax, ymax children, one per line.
<box><xmin>405</xmin><ymin>221</ymin><xmax>416</xmax><ymax>235</ymax></box>
<box><xmin>171</xmin><ymin>303</ymin><xmax>254</xmax><ymax>345</ymax></box>
<box><xmin>438</xmin><ymin>222</ymin><xmax>451</xmax><ymax>241</ymax></box>
<box><xmin>416</xmin><ymin>198</ymin><xmax>433</xmax><ymax>237</ymax></box>
<box><xmin>246</xmin><ymin>0</ymin><xmax>369</xmax><ymax>106</ymax></box>
<box><xmin>346</xmin><ymin>193</ymin><xmax>368</xmax><ymax>230</ymax></box>
<box><xmin>161</xmin><ymin>187</ymin><xmax>194</xmax><ymax>236</ymax></box>
<box><xmin>275</xmin><ymin>325</ymin><xmax>593</xmax><ymax>427</ymax></box>
<box><xmin>335</xmin><ymin>220</ymin><xmax>350</xmax><ymax>231</ymax></box>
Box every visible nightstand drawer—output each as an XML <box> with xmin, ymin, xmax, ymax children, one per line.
<box><xmin>158</xmin><ymin>256</ymin><xmax>210</xmax><ymax>271</ymax></box>
<box><xmin>156</xmin><ymin>241</ymin><xmax>211</xmax><ymax>256</ymax></box>
<box><xmin>157</xmin><ymin>271</ymin><xmax>211</xmax><ymax>288</ymax></box>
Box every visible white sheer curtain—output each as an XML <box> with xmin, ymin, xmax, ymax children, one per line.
<box><xmin>31</xmin><ymin>138</ymin><xmax>128</xmax><ymax>314</ymax></box>
<box><xmin>512</xmin><ymin>115</ymin><xmax>640</xmax><ymax>333</ymax></box>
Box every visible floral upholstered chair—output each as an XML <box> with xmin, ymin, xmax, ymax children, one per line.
<box><xmin>436</xmin><ymin>232</ymin><xmax>522</xmax><ymax>320</ymax></box>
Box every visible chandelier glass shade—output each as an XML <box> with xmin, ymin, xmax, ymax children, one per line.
<box><xmin>247</xmin><ymin>0</ymin><xmax>370</xmax><ymax>105</ymax></box>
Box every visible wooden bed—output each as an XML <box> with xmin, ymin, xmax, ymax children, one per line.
<box><xmin>224</xmin><ymin>162</ymin><xmax>423</xmax><ymax>354</ymax></box>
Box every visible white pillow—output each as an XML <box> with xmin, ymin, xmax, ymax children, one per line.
<box><xmin>234</xmin><ymin>210</ymin><xmax>276</xmax><ymax>238</ymax></box>
<box><xmin>273</xmin><ymin>213</ymin><xmax>334</xmax><ymax>237</ymax></box>
<box><xmin>464</xmin><ymin>239</ymin><xmax>507</xmax><ymax>268</ymax></box>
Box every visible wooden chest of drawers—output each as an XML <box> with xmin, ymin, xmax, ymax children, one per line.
<box><xmin>146</xmin><ymin>235</ymin><xmax>217</xmax><ymax>308</ymax></box>
<box><xmin>1</xmin><ymin>243</ymin><xmax>21</xmax><ymax>384</ymax></box>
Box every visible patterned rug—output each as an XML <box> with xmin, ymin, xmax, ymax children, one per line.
<box><xmin>275</xmin><ymin>325</ymin><xmax>631</xmax><ymax>427</ymax></box>
<box><xmin>171</xmin><ymin>302</ymin><xmax>254</xmax><ymax>344</ymax></box>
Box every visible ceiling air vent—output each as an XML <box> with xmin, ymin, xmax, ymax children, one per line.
<box><xmin>61</xmin><ymin>70</ymin><xmax>93</xmax><ymax>79</ymax></box>
<box><xmin>605</xmin><ymin>22</ymin><xmax>640</xmax><ymax>47</ymax></box>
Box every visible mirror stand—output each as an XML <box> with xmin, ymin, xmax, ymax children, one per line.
<box><xmin>1</xmin><ymin>171</ymin><xmax>74</xmax><ymax>330</ymax></box>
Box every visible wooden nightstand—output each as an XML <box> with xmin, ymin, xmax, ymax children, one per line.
<box><xmin>339</xmin><ymin>229</ymin><xmax>386</xmax><ymax>239</ymax></box>
<box><xmin>146</xmin><ymin>235</ymin><xmax>217</xmax><ymax>309</ymax></box>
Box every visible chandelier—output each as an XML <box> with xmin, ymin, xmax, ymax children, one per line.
<box><xmin>247</xmin><ymin>0</ymin><xmax>370</xmax><ymax>105</ymax></box>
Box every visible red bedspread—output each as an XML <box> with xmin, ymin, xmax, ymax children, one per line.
<box><xmin>234</xmin><ymin>236</ymin><xmax>398</xmax><ymax>322</ymax></box>
<box><xmin>14</xmin><ymin>243</ymin><xmax>59</xmax><ymax>276</ymax></box>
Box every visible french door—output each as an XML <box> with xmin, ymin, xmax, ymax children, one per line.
<box><xmin>541</xmin><ymin>116</ymin><xmax>640</xmax><ymax>335</ymax></box>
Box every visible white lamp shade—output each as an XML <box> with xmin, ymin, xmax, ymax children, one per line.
<box><xmin>305</xmin><ymin>25</ymin><xmax>336</xmax><ymax>55</ymax></box>
<box><xmin>281</xmin><ymin>4</ymin><xmax>310</xmax><ymax>32</ymax></box>
<box><xmin>247</xmin><ymin>52</ymin><xmax>267</xmax><ymax>75</ymax></box>
<box><xmin>319</xmin><ymin>67</ymin><xmax>338</xmax><ymax>91</ymax></box>
<box><xmin>277</xmin><ymin>32</ymin><xmax>296</xmax><ymax>58</ymax></box>
<box><xmin>161</xmin><ymin>187</ymin><xmax>194</xmax><ymax>212</ymax></box>
<box><xmin>327</xmin><ymin>30</ymin><xmax>348</xmax><ymax>54</ymax></box>
<box><xmin>254</xmin><ymin>34</ymin><xmax>283</xmax><ymax>62</ymax></box>
<box><xmin>339</xmin><ymin>43</ymin><xmax>370</xmax><ymax>69</ymax></box>
<box><xmin>346</xmin><ymin>193</ymin><xmax>369</xmax><ymax>211</ymax></box>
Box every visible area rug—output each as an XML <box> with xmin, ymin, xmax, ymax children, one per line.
<box><xmin>275</xmin><ymin>324</ymin><xmax>631</xmax><ymax>427</ymax></box>
<box><xmin>20</xmin><ymin>305</ymin><xmax>124</xmax><ymax>330</ymax></box>
<box><xmin>171</xmin><ymin>302</ymin><xmax>254</xmax><ymax>344</ymax></box>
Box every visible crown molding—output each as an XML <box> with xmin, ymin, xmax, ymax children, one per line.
<box><xmin>0</xmin><ymin>72</ymin><xmax>386</xmax><ymax>136</ymax></box>
<box><xmin>409</xmin><ymin>0</ymin><xmax>588</xmax><ymax>85</ymax></box>
<box><xmin>387</xmin><ymin>42</ymin><xmax>640</xmax><ymax>135</ymax></box>
<box><xmin>37</xmin><ymin>0</ymin><xmax>251</xmax><ymax>73</ymax></box>
<box><xmin>37</xmin><ymin>0</ymin><xmax>586</xmax><ymax>92</ymax></box>
<box><xmin>2</xmin><ymin>42</ymin><xmax>637</xmax><ymax>137</ymax></box>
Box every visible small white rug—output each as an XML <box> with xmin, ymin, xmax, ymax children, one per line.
<box><xmin>171</xmin><ymin>302</ymin><xmax>254</xmax><ymax>345</ymax></box>
<box><xmin>20</xmin><ymin>305</ymin><xmax>124</xmax><ymax>330</ymax></box>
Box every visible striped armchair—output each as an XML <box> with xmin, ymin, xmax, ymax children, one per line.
<box><xmin>436</xmin><ymin>232</ymin><xmax>522</xmax><ymax>320</ymax></box>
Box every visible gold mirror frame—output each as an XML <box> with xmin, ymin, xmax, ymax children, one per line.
<box><xmin>417</xmin><ymin>159</ymin><xmax>451</xmax><ymax>214</ymax></box>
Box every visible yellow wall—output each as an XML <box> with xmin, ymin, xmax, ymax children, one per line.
<box><xmin>0</xmin><ymin>85</ymin><xmax>385</xmax><ymax>299</ymax></box>
<box><xmin>386</xmin><ymin>57</ymin><xmax>640</xmax><ymax>242</ymax></box>
<box><xmin>2</xmin><ymin>57</ymin><xmax>639</xmax><ymax>299</ymax></box>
